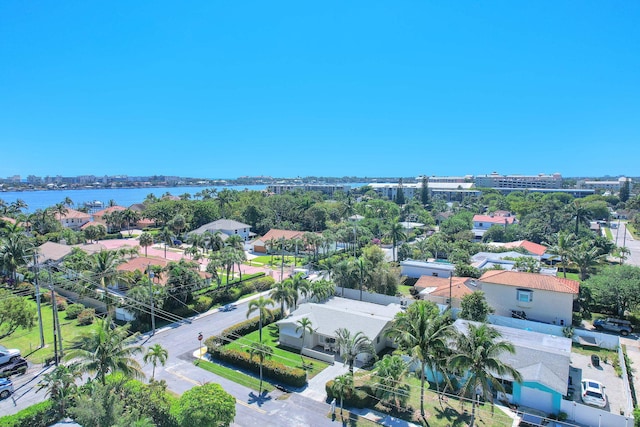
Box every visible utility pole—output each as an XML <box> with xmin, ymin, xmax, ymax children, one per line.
<box><xmin>148</xmin><ymin>264</ymin><xmax>156</xmax><ymax>336</ymax></box>
<box><xmin>32</xmin><ymin>252</ymin><xmax>45</xmax><ymax>348</ymax></box>
<box><xmin>47</xmin><ymin>267</ymin><xmax>63</xmax><ymax>364</ymax></box>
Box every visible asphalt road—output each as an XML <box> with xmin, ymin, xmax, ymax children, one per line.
<box><xmin>1</xmin><ymin>294</ymin><xmax>338</xmax><ymax>427</ymax></box>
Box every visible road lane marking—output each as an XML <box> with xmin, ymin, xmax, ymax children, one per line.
<box><xmin>236</xmin><ymin>399</ymin><xmax>267</xmax><ymax>414</ymax></box>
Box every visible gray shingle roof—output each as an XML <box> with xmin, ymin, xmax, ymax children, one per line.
<box><xmin>190</xmin><ymin>219</ymin><xmax>250</xmax><ymax>235</ymax></box>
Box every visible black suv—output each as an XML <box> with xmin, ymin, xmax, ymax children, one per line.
<box><xmin>593</xmin><ymin>318</ymin><xmax>633</xmax><ymax>336</ymax></box>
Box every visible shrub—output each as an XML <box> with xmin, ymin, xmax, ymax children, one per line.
<box><xmin>325</xmin><ymin>380</ymin><xmax>378</xmax><ymax>408</ymax></box>
<box><xmin>77</xmin><ymin>308</ymin><xmax>96</xmax><ymax>325</ymax></box>
<box><xmin>252</xmin><ymin>276</ymin><xmax>275</xmax><ymax>292</ymax></box>
<box><xmin>209</xmin><ymin>346</ymin><xmax>306</xmax><ymax>388</ymax></box>
<box><xmin>16</xmin><ymin>282</ymin><xmax>35</xmax><ymax>298</ymax></box>
<box><xmin>65</xmin><ymin>303</ymin><xmax>85</xmax><ymax>320</ymax></box>
<box><xmin>194</xmin><ymin>296</ymin><xmax>213</xmax><ymax>313</ymax></box>
<box><xmin>205</xmin><ymin>309</ymin><xmax>282</xmax><ymax>348</ymax></box>
<box><xmin>56</xmin><ymin>298</ymin><xmax>67</xmax><ymax>311</ymax></box>
<box><xmin>0</xmin><ymin>400</ymin><xmax>59</xmax><ymax>427</ymax></box>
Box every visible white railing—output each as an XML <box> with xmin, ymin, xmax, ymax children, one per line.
<box><xmin>302</xmin><ymin>347</ymin><xmax>335</xmax><ymax>364</ymax></box>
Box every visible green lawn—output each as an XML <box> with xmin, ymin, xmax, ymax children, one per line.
<box><xmin>557</xmin><ymin>271</ymin><xmax>580</xmax><ymax>282</ymax></box>
<box><xmin>225</xmin><ymin>324</ymin><xmax>330</xmax><ymax>378</ymax></box>
<box><xmin>604</xmin><ymin>227</ymin><xmax>614</xmax><ymax>240</ymax></box>
<box><xmin>195</xmin><ymin>359</ymin><xmax>275</xmax><ymax>392</ymax></box>
<box><xmin>249</xmin><ymin>255</ymin><xmax>305</xmax><ymax>267</ymax></box>
<box><xmin>354</xmin><ymin>372</ymin><xmax>513</xmax><ymax>427</ymax></box>
<box><xmin>397</xmin><ymin>285</ymin><xmax>414</xmax><ymax>297</ymax></box>
<box><xmin>0</xmin><ymin>301</ymin><xmax>100</xmax><ymax>364</ymax></box>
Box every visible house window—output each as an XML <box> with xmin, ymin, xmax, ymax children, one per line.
<box><xmin>432</xmin><ymin>273</ymin><xmax>439</xmax><ymax>277</ymax></box>
<box><xmin>376</xmin><ymin>336</ymin><xmax>380</xmax><ymax>344</ymax></box>
<box><xmin>517</xmin><ymin>289</ymin><xmax>533</xmax><ymax>303</ymax></box>
<box><xmin>498</xmin><ymin>379</ymin><xmax>513</xmax><ymax>395</ymax></box>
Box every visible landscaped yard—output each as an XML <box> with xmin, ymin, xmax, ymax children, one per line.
<box><xmin>0</xmin><ymin>302</ymin><xmax>100</xmax><ymax>364</ymax></box>
<box><xmin>249</xmin><ymin>255</ymin><xmax>306</xmax><ymax>267</ymax></box>
<box><xmin>196</xmin><ymin>359</ymin><xmax>275</xmax><ymax>392</ymax></box>
<box><xmin>225</xmin><ymin>324</ymin><xmax>330</xmax><ymax>379</ymax></box>
<box><xmin>354</xmin><ymin>371</ymin><xmax>514</xmax><ymax>427</ymax></box>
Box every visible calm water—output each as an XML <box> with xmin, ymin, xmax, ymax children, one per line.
<box><xmin>0</xmin><ymin>183</ymin><xmax>368</xmax><ymax>212</ymax></box>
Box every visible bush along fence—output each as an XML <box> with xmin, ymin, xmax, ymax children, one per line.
<box><xmin>204</xmin><ymin>309</ymin><xmax>307</xmax><ymax>388</ymax></box>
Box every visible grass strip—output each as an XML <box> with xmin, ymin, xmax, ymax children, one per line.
<box><xmin>195</xmin><ymin>359</ymin><xmax>275</xmax><ymax>392</ymax></box>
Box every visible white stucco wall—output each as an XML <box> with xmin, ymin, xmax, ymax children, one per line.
<box><xmin>481</xmin><ymin>282</ymin><xmax>574</xmax><ymax>326</ymax></box>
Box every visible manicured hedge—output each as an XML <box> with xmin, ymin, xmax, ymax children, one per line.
<box><xmin>0</xmin><ymin>400</ymin><xmax>60</xmax><ymax>427</ymax></box>
<box><xmin>192</xmin><ymin>272</ymin><xmax>268</xmax><ymax>297</ymax></box>
<box><xmin>205</xmin><ymin>309</ymin><xmax>282</xmax><ymax>349</ymax></box>
<box><xmin>325</xmin><ymin>380</ymin><xmax>378</xmax><ymax>408</ymax></box>
<box><xmin>209</xmin><ymin>346</ymin><xmax>307</xmax><ymax>388</ymax></box>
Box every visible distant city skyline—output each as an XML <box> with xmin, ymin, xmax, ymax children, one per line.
<box><xmin>1</xmin><ymin>2</ymin><xmax>639</xmax><ymax>178</ymax></box>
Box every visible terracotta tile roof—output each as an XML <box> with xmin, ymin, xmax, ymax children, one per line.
<box><xmin>80</xmin><ymin>221</ymin><xmax>100</xmax><ymax>230</ymax></box>
<box><xmin>118</xmin><ymin>256</ymin><xmax>169</xmax><ymax>273</ymax></box>
<box><xmin>473</xmin><ymin>214</ymin><xmax>517</xmax><ymax>225</ymax></box>
<box><xmin>415</xmin><ymin>275</ymin><xmax>476</xmax><ymax>299</ymax></box>
<box><xmin>479</xmin><ymin>270</ymin><xmax>579</xmax><ymax>294</ymax></box>
<box><xmin>260</xmin><ymin>229</ymin><xmax>308</xmax><ymax>242</ymax></box>
<box><xmin>55</xmin><ymin>208</ymin><xmax>91</xmax><ymax>220</ymax></box>
<box><xmin>503</xmin><ymin>240</ymin><xmax>547</xmax><ymax>256</ymax></box>
<box><xmin>1</xmin><ymin>216</ymin><xmax>17</xmax><ymax>224</ymax></box>
<box><xmin>93</xmin><ymin>206</ymin><xmax>126</xmax><ymax>217</ymax></box>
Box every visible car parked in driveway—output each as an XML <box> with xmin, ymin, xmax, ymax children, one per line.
<box><xmin>0</xmin><ymin>345</ymin><xmax>21</xmax><ymax>365</ymax></box>
<box><xmin>0</xmin><ymin>378</ymin><xmax>14</xmax><ymax>399</ymax></box>
<box><xmin>581</xmin><ymin>379</ymin><xmax>607</xmax><ymax>408</ymax></box>
<box><xmin>593</xmin><ymin>318</ymin><xmax>633</xmax><ymax>336</ymax></box>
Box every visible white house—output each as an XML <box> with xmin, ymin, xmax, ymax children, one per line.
<box><xmin>190</xmin><ymin>219</ymin><xmax>252</xmax><ymax>241</ymax></box>
<box><xmin>276</xmin><ymin>297</ymin><xmax>403</xmax><ymax>364</ymax></box>
<box><xmin>471</xmin><ymin>213</ymin><xmax>517</xmax><ymax>240</ymax></box>
<box><xmin>477</xmin><ymin>270</ymin><xmax>579</xmax><ymax>326</ymax></box>
<box><xmin>400</xmin><ymin>260</ymin><xmax>455</xmax><ymax>279</ymax></box>
<box><xmin>55</xmin><ymin>208</ymin><xmax>91</xmax><ymax>231</ymax></box>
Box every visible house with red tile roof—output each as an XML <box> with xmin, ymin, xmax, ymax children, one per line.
<box><xmin>54</xmin><ymin>208</ymin><xmax>91</xmax><ymax>231</ymax></box>
<box><xmin>414</xmin><ymin>275</ymin><xmax>476</xmax><ymax>308</ymax></box>
<box><xmin>92</xmin><ymin>206</ymin><xmax>126</xmax><ymax>232</ymax></box>
<box><xmin>252</xmin><ymin>229</ymin><xmax>309</xmax><ymax>253</ymax></box>
<box><xmin>502</xmin><ymin>240</ymin><xmax>548</xmax><ymax>257</ymax></box>
<box><xmin>477</xmin><ymin>270</ymin><xmax>579</xmax><ymax>326</ymax></box>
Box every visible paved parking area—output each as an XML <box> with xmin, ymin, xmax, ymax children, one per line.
<box><xmin>569</xmin><ymin>351</ymin><xmax>628</xmax><ymax>414</ymax></box>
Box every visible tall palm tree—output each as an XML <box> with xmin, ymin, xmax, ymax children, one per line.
<box><xmin>332</xmin><ymin>373</ymin><xmax>353</xmax><ymax>416</ymax></box>
<box><xmin>89</xmin><ymin>250</ymin><xmax>124</xmax><ymax>315</ymax></box>
<box><xmin>216</xmin><ymin>189</ymin><xmax>235</xmax><ymax>218</ymax></box>
<box><xmin>450</xmin><ymin>323</ymin><xmax>523</xmax><ymax>427</ymax></box>
<box><xmin>569</xmin><ymin>241</ymin><xmax>606</xmax><ymax>280</ymax></box>
<box><xmin>36</xmin><ymin>362</ymin><xmax>82</xmax><ymax>417</ymax></box>
<box><xmin>158</xmin><ymin>227</ymin><xmax>174</xmax><ymax>258</ymax></box>
<box><xmin>206</xmin><ymin>252</ymin><xmax>223</xmax><ymax>287</ymax></box>
<box><xmin>204</xmin><ymin>230</ymin><xmax>225</xmax><ymax>253</ymax></box>
<box><xmin>247</xmin><ymin>296</ymin><xmax>275</xmax><ymax>342</ymax></box>
<box><xmin>247</xmin><ymin>342</ymin><xmax>273</xmax><ymax>395</ymax></box>
<box><xmin>374</xmin><ymin>354</ymin><xmax>410</xmax><ymax>409</ymax></box>
<box><xmin>121</xmin><ymin>209</ymin><xmax>141</xmax><ymax>236</ymax></box>
<box><xmin>385</xmin><ymin>300</ymin><xmax>454</xmax><ymax>417</ymax></box>
<box><xmin>334</xmin><ymin>328</ymin><xmax>376</xmax><ymax>374</ymax></box>
<box><xmin>548</xmin><ymin>231</ymin><xmax>574</xmax><ymax>278</ymax></box>
<box><xmin>295</xmin><ymin>317</ymin><xmax>314</xmax><ymax>363</ymax></box>
<box><xmin>0</xmin><ymin>232</ymin><xmax>33</xmax><ymax>284</ymax></box>
<box><xmin>309</xmin><ymin>279</ymin><xmax>335</xmax><ymax>302</ymax></box>
<box><xmin>270</xmin><ymin>280</ymin><xmax>295</xmax><ymax>314</ymax></box>
<box><xmin>66</xmin><ymin>318</ymin><xmax>144</xmax><ymax>385</ymax></box>
<box><xmin>139</xmin><ymin>232</ymin><xmax>154</xmax><ymax>257</ymax></box>
<box><xmin>290</xmin><ymin>273</ymin><xmax>310</xmax><ymax>309</ymax></box>
<box><xmin>567</xmin><ymin>201</ymin><xmax>592</xmax><ymax>234</ymax></box>
<box><xmin>353</xmin><ymin>257</ymin><xmax>371</xmax><ymax>301</ymax></box>
<box><xmin>143</xmin><ymin>343</ymin><xmax>168</xmax><ymax>380</ymax></box>
<box><xmin>385</xmin><ymin>220</ymin><xmax>407</xmax><ymax>262</ymax></box>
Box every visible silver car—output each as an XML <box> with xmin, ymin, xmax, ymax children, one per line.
<box><xmin>0</xmin><ymin>378</ymin><xmax>14</xmax><ymax>399</ymax></box>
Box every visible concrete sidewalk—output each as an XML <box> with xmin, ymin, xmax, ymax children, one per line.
<box><xmin>300</xmin><ymin>361</ymin><xmax>349</xmax><ymax>402</ymax></box>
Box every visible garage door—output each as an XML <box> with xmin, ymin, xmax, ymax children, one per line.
<box><xmin>518</xmin><ymin>387</ymin><xmax>554</xmax><ymax>414</ymax></box>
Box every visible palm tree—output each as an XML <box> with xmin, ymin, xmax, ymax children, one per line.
<box><xmin>121</xmin><ymin>209</ymin><xmax>141</xmax><ymax>236</ymax></box>
<box><xmin>309</xmin><ymin>279</ymin><xmax>335</xmax><ymax>302</ymax></box>
<box><xmin>354</xmin><ymin>257</ymin><xmax>371</xmax><ymax>301</ymax></box>
<box><xmin>204</xmin><ymin>230</ymin><xmax>225</xmax><ymax>253</ymax></box>
<box><xmin>385</xmin><ymin>300</ymin><xmax>454</xmax><ymax>417</ymax></box>
<box><xmin>247</xmin><ymin>296</ymin><xmax>275</xmax><ymax>342</ymax></box>
<box><xmin>226</xmin><ymin>234</ymin><xmax>245</xmax><ymax>251</ymax></box>
<box><xmin>89</xmin><ymin>250</ymin><xmax>124</xmax><ymax>315</ymax></box>
<box><xmin>569</xmin><ymin>241</ymin><xmax>606</xmax><ymax>280</ymax></box>
<box><xmin>139</xmin><ymin>232</ymin><xmax>154</xmax><ymax>257</ymax></box>
<box><xmin>295</xmin><ymin>317</ymin><xmax>314</xmax><ymax>364</ymax></box>
<box><xmin>548</xmin><ymin>231</ymin><xmax>574</xmax><ymax>278</ymax></box>
<box><xmin>567</xmin><ymin>201</ymin><xmax>592</xmax><ymax>234</ymax></box>
<box><xmin>334</xmin><ymin>328</ymin><xmax>376</xmax><ymax>374</ymax></box>
<box><xmin>247</xmin><ymin>342</ymin><xmax>273</xmax><ymax>395</ymax></box>
<box><xmin>0</xmin><ymin>232</ymin><xmax>33</xmax><ymax>285</ymax></box>
<box><xmin>385</xmin><ymin>220</ymin><xmax>407</xmax><ymax>262</ymax></box>
<box><xmin>217</xmin><ymin>189</ymin><xmax>235</xmax><ymax>218</ymax></box>
<box><xmin>331</xmin><ymin>373</ymin><xmax>353</xmax><ymax>416</ymax></box>
<box><xmin>414</xmin><ymin>238</ymin><xmax>432</xmax><ymax>261</ymax></box>
<box><xmin>374</xmin><ymin>354</ymin><xmax>410</xmax><ymax>409</ymax></box>
<box><xmin>290</xmin><ymin>273</ymin><xmax>310</xmax><ymax>310</ymax></box>
<box><xmin>36</xmin><ymin>362</ymin><xmax>82</xmax><ymax>417</ymax></box>
<box><xmin>449</xmin><ymin>323</ymin><xmax>523</xmax><ymax>427</ymax></box>
<box><xmin>66</xmin><ymin>318</ymin><xmax>144</xmax><ymax>385</ymax></box>
<box><xmin>143</xmin><ymin>343</ymin><xmax>168</xmax><ymax>380</ymax></box>
<box><xmin>206</xmin><ymin>252</ymin><xmax>223</xmax><ymax>286</ymax></box>
<box><xmin>270</xmin><ymin>280</ymin><xmax>295</xmax><ymax>314</ymax></box>
<box><xmin>158</xmin><ymin>227</ymin><xmax>174</xmax><ymax>258</ymax></box>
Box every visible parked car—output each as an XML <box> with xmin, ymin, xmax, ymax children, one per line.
<box><xmin>0</xmin><ymin>357</ymin><xmax>28</xmax><ymax>378</ymax></box>
<box><xmin>581</xmin><ymin>379</ymin><xmax>607</xmax><ymax>408</ymax></box>
<box><xmin>220</xmin><ymin>303</ymin><xmax>237</xmax><ymax>312</ymax></box>
<box><xmin>0</xmin><ymin>378</ymin><xmax>14</xmax><ymax>399</ymax></box>
<box><xmin>593</xmin><ymin>318</ymin><xmax>633</xmax><ymax>336</ymax></box>
<box><xmin>0</xmin><ymin>345</ymin><xmax>21</xmax><ymax>366</ymax></box>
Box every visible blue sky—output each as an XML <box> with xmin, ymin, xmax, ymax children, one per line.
<box><xmin>1</xmin><ymin>1</ymin><xmax>638</xmax><ymax>179</ymax></box>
